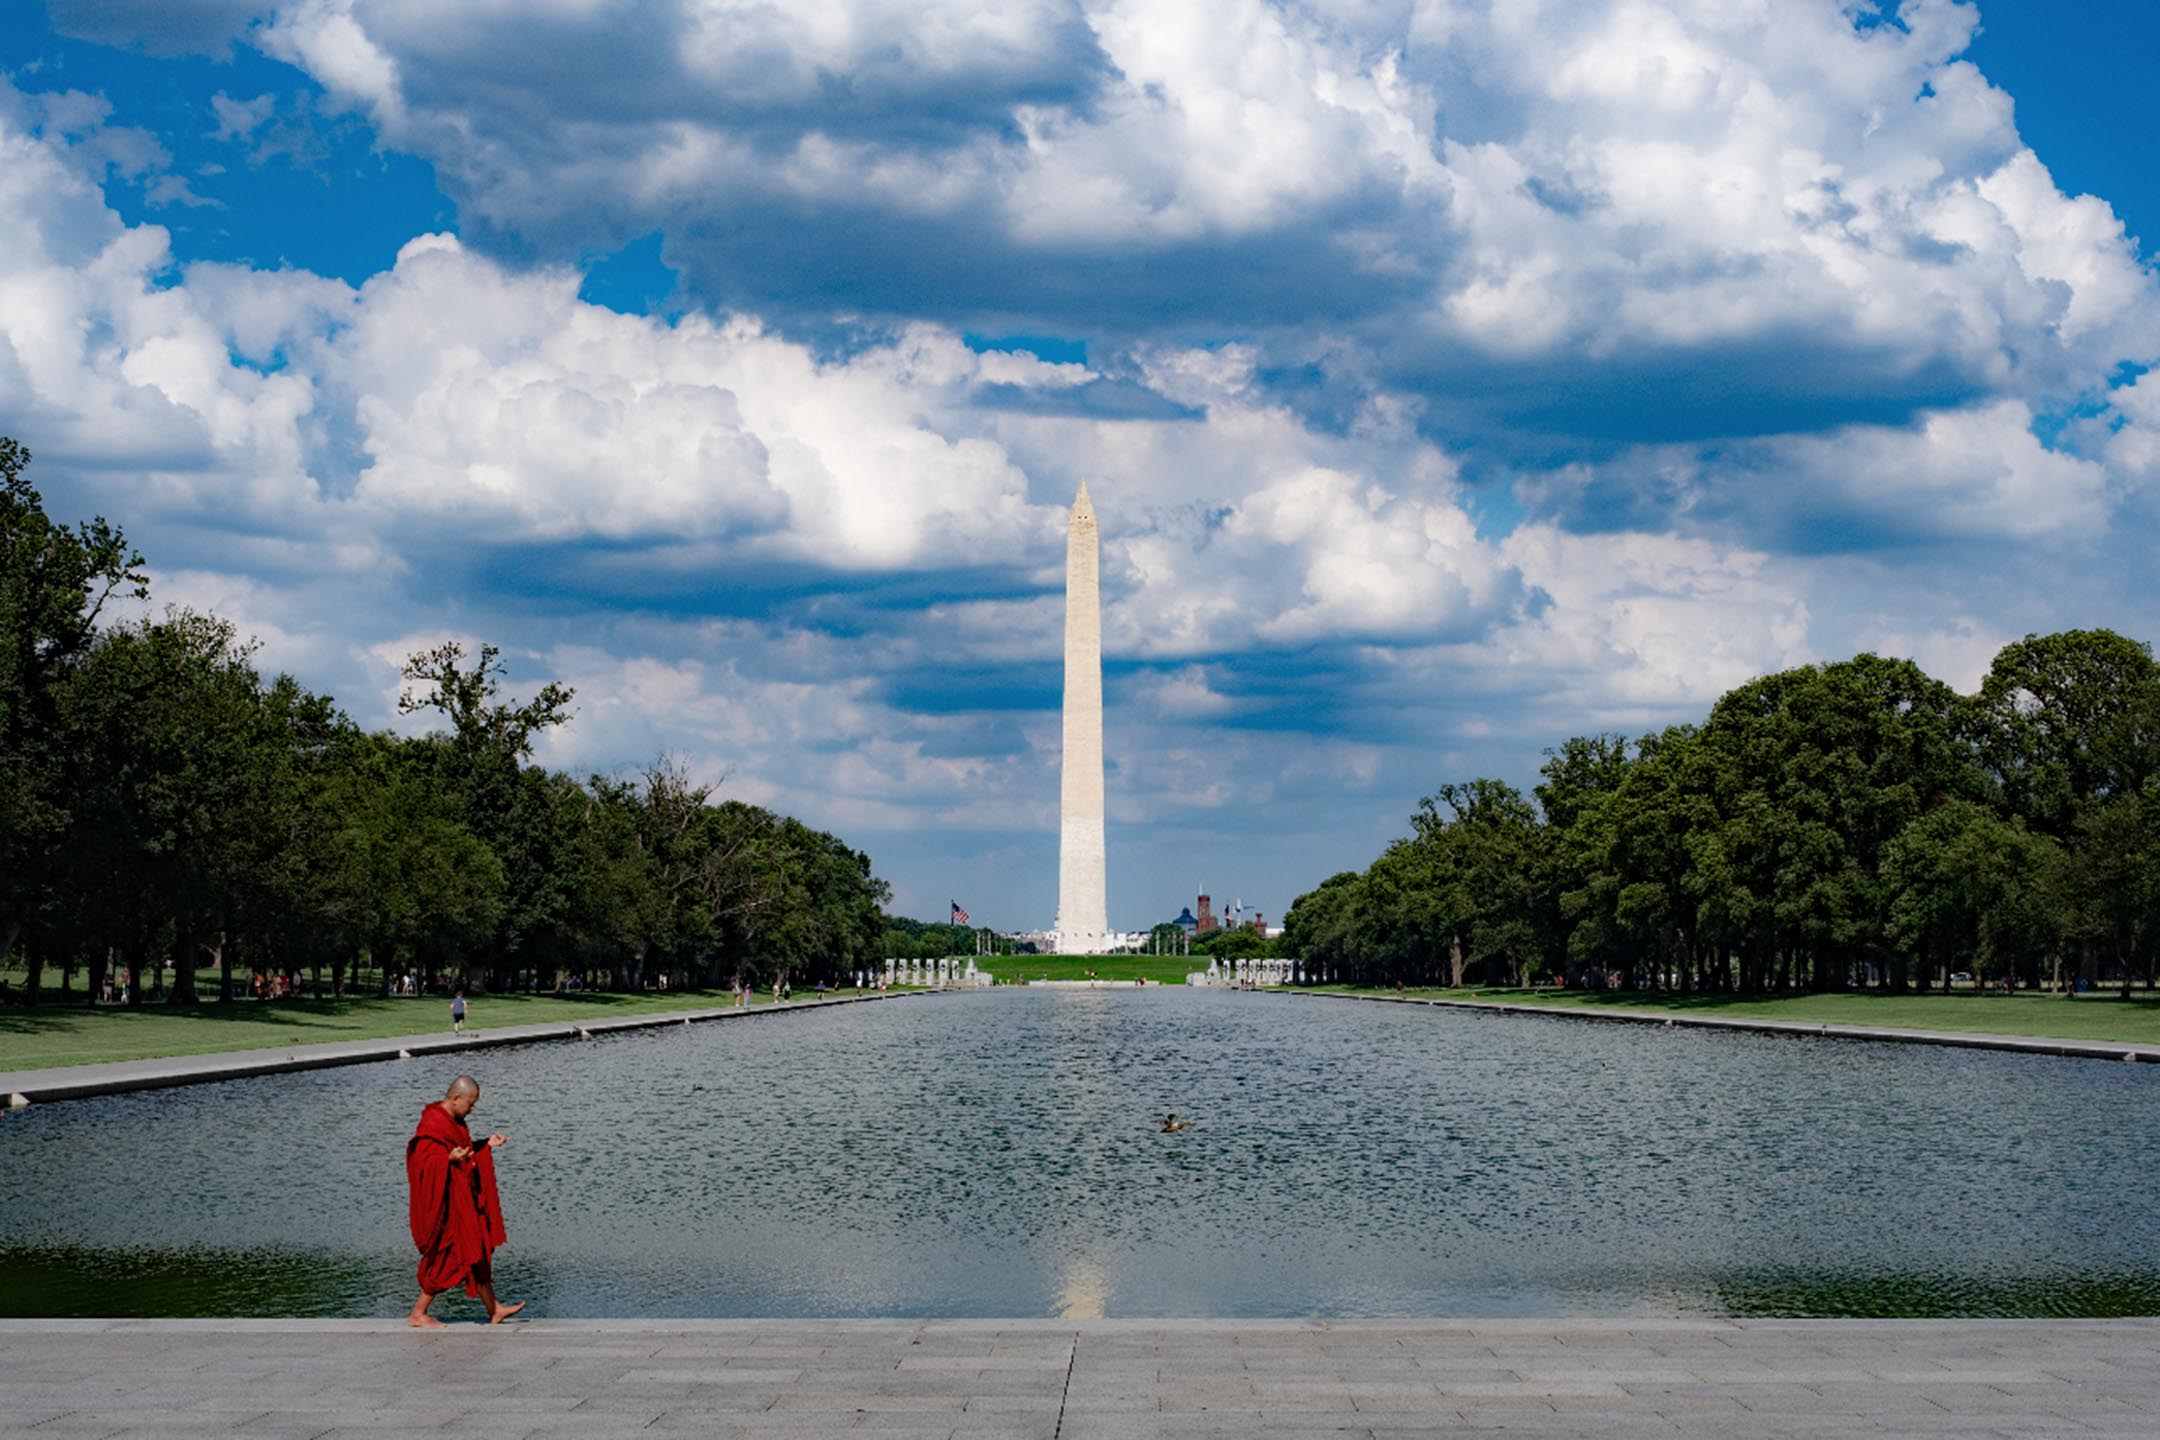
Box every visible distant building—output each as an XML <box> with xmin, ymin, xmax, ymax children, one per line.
<box><xmin>1196</xmin><ymin>894</ymin><xmax>1217</xmax><ymax>933</ymax></box>
<box><xmin>1252</xmin><ymin>913</ymin><xmax>1266</xmax><ymax>938</ymax></box>
<box><xmin>1168</xmin><ymin>906</ymin><xmax>1199</xmax><ymax>935</ymax></box>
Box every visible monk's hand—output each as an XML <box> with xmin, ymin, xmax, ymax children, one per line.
<box><xmin>487</xmin><ymin>1132</ymin><xmax>509</xmax><ymax>1149</ymax></box>
<box><xmin>448</xmin><ymin>1145</ymin><xmax>472</xmax><ymax>1161</ymax></box>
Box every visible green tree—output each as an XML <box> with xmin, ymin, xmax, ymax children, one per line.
<box><xmin>2062</xmin><ymin>791</ymin><xmax>2160</xmax><ymax>996</ymax></box>
<box><xmin>0</xmin><ymin>439</ymin><xmax>146</xmax><ymax>997</ymax></box>
<box><xmin>1883</xmin><ymin>800</ymin><xmax>2062</xmax><ymax>991</ymax></box>
<box><xmin>1562</xmin><ymin>728</ymin><xmax>1717</xmax><ymax>990</ymax></box>
<box><xmin>1279</xmin><ymin>870</ymin><xmax>1367</xmax><ymax>979</ymax></box>
<box><xmin>1701</xmin><ymin>655</ymin><xmax>1977</xmax><ymax>991</ymax></box>
<box><xmin>60</xmin><ymin>610</ymin><xmax>282</xmax><ymax>1003</ymax></box>
<box><xmin>1193</xmin><ymin>925</ymin><xmax>1272</xmax><ymax>959</ymax></box>
<box><xmin>398</xmin><ymin>641</ymin><xmax>575</xmax><ymax>990</ymax></box>
<box><xmin>1411</xmin><ymin>778</ymin><xmax>1541</xmax><ymax>986</ymax></box>
<box><xmin>1975</xmin><ymin>632</ymin><xmax>2160</xmax><ymax>991</ymax></box>
<box><xmin>343</xmin><ymin>736</ymin><xmax>507</xmax><ymax>992</ymax></box>
<box><xmin>1975</xmin><ymin>630</ymin><xmax>2160</xmax><ymax>836</ymax></box>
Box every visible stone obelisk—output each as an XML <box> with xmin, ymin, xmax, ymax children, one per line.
<box><xmin>1054</xmin><ymin>481</ymin><xmax>1109</xmax><ymax>954</ymax></box>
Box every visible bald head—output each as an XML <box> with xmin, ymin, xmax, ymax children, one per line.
<box><xmin>442</xmin><ymin>1075</ymin><xmax>482</xmax><ymax>1119</ymax></box>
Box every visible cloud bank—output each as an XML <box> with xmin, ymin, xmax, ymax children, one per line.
<box><xmin>10</xmin><ymin>0</ymin><xmax>2160</xmax><ymax>926</ymax></box>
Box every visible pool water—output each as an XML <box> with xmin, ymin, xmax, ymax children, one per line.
<box><xmin>4</xmin><ymin>989</ymin><xmax>2156</xmax><ymax>1318</ymax></box>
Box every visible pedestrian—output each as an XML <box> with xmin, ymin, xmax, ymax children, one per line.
<box><xmin>405</xmin><ymin>1075</ymin><xmax>521</xmax><ymax>1327</ymax></box>
<box><xmin>451</xmin><ymin>990</ymin><xmax>467</xmax><ymax>1034</ymax></box>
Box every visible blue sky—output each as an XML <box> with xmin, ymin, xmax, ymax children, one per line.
<box><xmin>4</xmin><ymin>0</ymin><xmax>2158</xmax><ymax>932</ymax></box>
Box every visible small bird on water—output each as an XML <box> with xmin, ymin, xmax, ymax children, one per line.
<box><xmin>1160</xmin><ymin>1113</ymin><xmax>1190</xmax><ymax>1133</ymax></box>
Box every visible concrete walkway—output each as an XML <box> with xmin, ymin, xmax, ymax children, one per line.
<box><xmin>1</xmin><ymin>1317</ymin><xmax>2155</xmax><ymax>1439</ymax></box>
<box><xmin>1294</xmin><ymin>990</ymin><xmax>2160</xmax><ymax>1064</ymax></box>
<box><xmin>0</xmin><ymin>991</ymin><xmax>925</xmax><ymax>1106</ymax></box>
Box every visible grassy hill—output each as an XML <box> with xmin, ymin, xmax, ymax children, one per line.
<box><xmin>972</xmin><ymin>955</ymin><xmax>1200</xmax><ymax>984</ymax></box>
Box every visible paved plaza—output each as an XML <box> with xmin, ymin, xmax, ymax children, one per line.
<box><xmin>3</xmin><ymin>1317</ymin><xmax>2157</xmax><ymax>1439</ymax></box>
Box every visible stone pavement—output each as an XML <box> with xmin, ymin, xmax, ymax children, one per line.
<box><xmin>0</xmin><ymin>992</ymin><xmax>924</xmax><ymax>1106</ymax></box>
<box><xmin>2</xmin><ymin>1317</ymin><xmax>2156</xmax><ymax>1439</ymax></box>
<box><xmin>1294</xmin><ymin>991</ymin><xmax>2160</xmax><ymax>1065</ymax></box>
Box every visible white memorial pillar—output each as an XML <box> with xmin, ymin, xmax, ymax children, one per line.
<box><xmin>1054</xmin><ymin>482</ymin><xmax>1111</xmax><ymax>954</ymax></box>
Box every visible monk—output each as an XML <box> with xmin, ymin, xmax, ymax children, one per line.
<box><xmin>405</xmin><ymin>1074</ymin><xmax>523</xmax><ymax>1327</ymax></box>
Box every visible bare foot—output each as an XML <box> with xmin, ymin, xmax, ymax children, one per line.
<box><xmin>488</xmin><ymin>1300</ymin><xmax>526</xmax><ymax>1324</ymax></box>
<box><xmin>408</xmin><ymin>1314</ymin><xmax>447</xmax><ymax>1329</ymax></box>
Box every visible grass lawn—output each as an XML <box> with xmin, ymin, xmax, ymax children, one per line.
<box><xmin>0</xmin><ymin>985</ymin><xmax>896</xmax><ymax>1072</ymax></box>
<box><xmin>1315</xmin><ymin>985</ymin><xmax>2160</xmax><ymax>1045</ymax></box>
<box><xmin>974</xmin><ymin>954</ymin><xmax>1200</xmax><ymax>985</ymax></box>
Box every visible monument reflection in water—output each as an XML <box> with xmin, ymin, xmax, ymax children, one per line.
<box><xmin>5</xmin><ymin>989</ymin><xmax>2160</xmax><ymax>1319</ymax></box>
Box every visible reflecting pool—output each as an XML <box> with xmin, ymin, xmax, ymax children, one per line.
<box><xmin>4</xmin><ymin>989</ymin><xmax>2157</xmax><ymax>1317</ymax></box>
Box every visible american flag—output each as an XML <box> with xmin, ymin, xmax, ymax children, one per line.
<box><xmin>951</xmin><ymin>900</ymin><xmax>970</xmax><ymax>924</ymax></box>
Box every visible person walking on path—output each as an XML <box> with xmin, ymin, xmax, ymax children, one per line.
<box><xmin>450</xmin><ymin>990</ymin><xmax>467</xmax><ymax>1033</ymax></box>
<box><xmin>405</xmin><ymin>1075</ymin><xmax>521</xmax><ymax>1327</ymax></box>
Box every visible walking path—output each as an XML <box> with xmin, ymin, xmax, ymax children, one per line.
<box><xmin>1294</xmin><ymin>990</ymin><xmax>2160</xmax><ymax>1064</ymax></box>
<box><xmin>1</xmin><ymin>1316</ymin><xmax>2154</xmax><ymax>1439</ymax></box>
<box><xmin>0</xmin><ymin>991</ymin><xmax>925</xmax><ymax>1106</ymax></box>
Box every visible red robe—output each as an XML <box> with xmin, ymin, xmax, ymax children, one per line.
<box><xmin>406</xmin><ymin>1102</ymin><xmax>508</xmax><ymax>1297</ymax></box>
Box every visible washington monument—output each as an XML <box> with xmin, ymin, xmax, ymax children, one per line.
<box><xmin>1054</xmin><ymin>481</ymin><xmax>1111</xmax><ymax>954</ymax></box>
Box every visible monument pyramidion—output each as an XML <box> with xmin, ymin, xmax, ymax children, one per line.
<box><xmin>1053</xmin><ymin>481</ymin><xmax>1112</xmax><ymax>954</ymax></box>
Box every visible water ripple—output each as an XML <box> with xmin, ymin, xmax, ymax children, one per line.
<box><xmin>3</xmin><ymin>989</ymin><xmax>2157</xmax><ymax>1317</ymax></box>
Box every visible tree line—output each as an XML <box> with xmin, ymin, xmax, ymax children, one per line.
<box><xmin>0</xmin><ymin>439</ymin><xmax>889</xmax><ymax>1005</ymax></box>
<box><xmin>1141</xmin><ymin>921</ymin><xmax>1276</xmax><ymax>959</ymax></box>
<box><xmin>879</xmin><ymin>918</ymin><xmax>1028</xmax><ymax>959</ymax></box>
<box><xmin>1282</xmin><ymin>636</ymin><xmax>2160</xmax><ymax>995</ymax></box>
